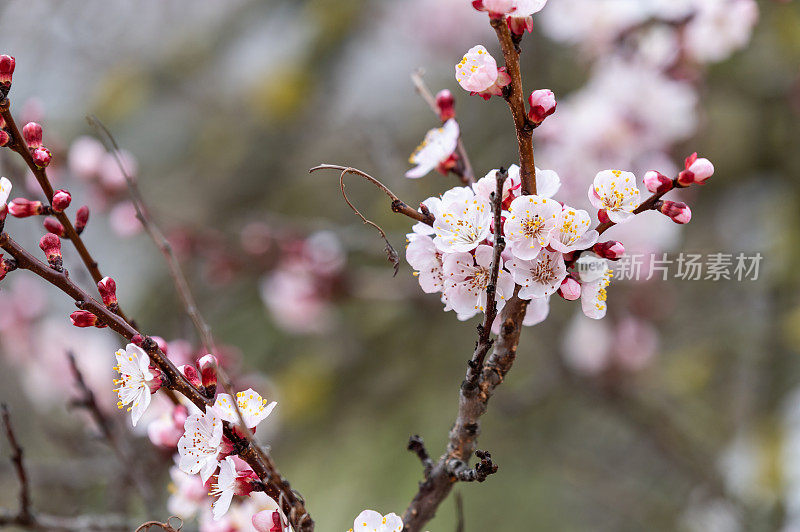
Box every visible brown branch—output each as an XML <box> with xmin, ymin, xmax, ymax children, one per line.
<box><xmin>134</xmin><ymin>516</ymin><xmax>183</xmax><ymax>532</ymax></box>
<box><xmin>490</xmin><ymin>19</ymin><xmax>536</xmax><ymax>196</ymax></box>
<box><xmin>84</xmin><ymin>118</ymin><xmax>311</xmax><ymax>527</ymax></box>
<box><xmin>0</xmin><ymin>509</ymin><xmax>129</xmax><ymax>531</ymax></box>
<box><xmin>0</xmin><ymin>232</ymin><xmax>313</xmax><ymax>531</ymax></box>
<box><xmin>410</xmin><ymin>70</ymin><xmax>474</xmax><ymax>185</ymax></box>
<box><xmin>309</xmin><ymin>165</ymin><xmax>434</xmax><ymax>226</ymax></box>
<box><xmin>0</xmin><ymin>99</ymin><xmax>130</xmax><ymax>324</ymax></box>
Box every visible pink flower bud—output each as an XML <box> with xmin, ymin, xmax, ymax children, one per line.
<box><xmin>508</xmin><ymin>15</ymin><xmax>535</xmax><ymax>35</ymax></box>
<box><xmin>75</xmin><ymin>205</ymin><xmax>90</xmax><ymax>234</ymax></box>
<box><xmin>643</xmin><ymin>170</ymin><xmax>673</xmax><ymax>194</ymax></box>
<box><xmin>172</xmin><ymin>405</ymin><xmax>189</xmax><ymax>428</ymax></box>
<box><xmin>70</xmin><ymin>310</ymin><xmax>105</xmax><ymax>328</ymax></box>
<box><xmin>0</xmin><ymin>55</ymin><xmax>15</xmax><ymax>87</ymax></box>
<box><xmin>152</xmin><ymin>336</ymin><xmax>168</xmax><ymax>354</ymax></box>
<box><xmin>39</xmin><ymin>233</ymin><xmax>62</xmax><ymax>269</ymax></box>
<box><xmin>435</xmin><ymin>89</ymin><xmax>456</xmax><ymax>121</ymax></box>
<box><xmin>198</xmin><ymin>354</ymin><xmax>218</xmax><ymax>390</ymax></box>
<box><xmin>43</xmin><ymin>217</ymin><xmax>65</xmax><ymax>237</ymax></box>
<box><xmin>678</xmin><ymin>154</ymin><xmax>714</xmax><ymax>186</ymax></box>
<box><xmin>528</xmin><ymin>89</ymin><xmax>557</xmax><ymax>124</ymax></box>
<box><xmin>8</xmin><ymin>198</ymin><xmax>45</xmax><ymax>218</ymax></box>
<box><xmin>252</xmin><ymin>511</ymin><xmax>285</xmax><ymax>532</ymax></box>
<box><xmin>22</xmin><ymin>122</ymin><xmax>42</xmax><ymax>149</ymax></box>
<box><xmin>558</xmin><ymin>276</ymin><xmax>581</xmax><ymax>301</ymax></box>
<box><xmin>131</xmin><ymin>334</ymin><xmax>144</xmax><ymax>346</ymax></box>
<box><xmin>658</xmin><ymin>200</ymin><xmax>691</xmax><ymax>224</ymax></box>
<box><xmin>32</xmin><ymin>147</ymin><xmax>52</xmax><ymax>168</ymax></box>
<box><xmin>98</xmin><ymin>277</ymin><xmax>118</xmax><ymax>307</ymax></box>
<box><xmin>0</xmin><ymin>131</ymin><xmax>9</xmax><ymax>147</ymax></box>
<box><xmin>178</xmin><ymin>364</ymin><xmax>201</xmax><ymax>387</ymax></box>
<box><xmin>592</xmin><ymin>240</ymin><xmax>625</xmax><ymax>260</ymax></box>
<box><xmin>597</xmin><ymin>209</ymin><xmax>611</xmax><ymax>224</ymax></box>
<box><xmin>51</xmin><ymin>189</ymin><xmax>71</xmax><ymax>212</ymax></box>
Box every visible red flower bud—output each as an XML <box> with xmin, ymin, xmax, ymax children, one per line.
<box><xmin>178</xmin><ymin>364</ymin><xmax>202</xmax><ymax>387</ymax></box>
<box><xmin>70</xmin><ymin>310</ymin><xmax>105</xmax><ymax>328</ymax></box>
<box><xmin>678</xmin><ymin>154</ymin><xmax>714</xmax><ymax>186</ymax></box>
<box><xmin>657</xmin><ymin>200</ymin><xmax>692</xmax><ymax>224</ymax></box>
<box><xmin>557</xmin><ymin>276</ymin><xmax>581</xmax><ymax>301</ymax></box>
<box><xmin>51</xmin><ymin>189</ymin><xmax>71</xmax><ymax>213</ymax></box>
<box><xmin>435</xmin><ymin>89</ymin><xmax>456</xmax><ymax>121</ymax></box>
<box><xmin>643</xmin><ymin>170</ymin><xmax>673</xmax><ymax>194</ymax></box>
<box><xmin>592</xmin><ymin>240</ymin><xmax>625</xmax><ymax>260</ymax></box>
<box><xmin>39</xmin><ymin>233</ymin><xmax>62</xmax><ymax>269</ymax></box>
<box><xmin>8</xmin><ymin>198</ymin><xmax>45</xmax><ymax>218</ymax></box>
<box><xmin>0</xmin><ymin>131</ymin><xmax>9</xmax><ymax>147</ymax></box>
<box><xmin>508</xmin><ymin>15</ymin><xmax>534</xmax><ymax>35</ymax></box>
<box><xmin>131</xmin><ymin>334</ymin><xmax>144</xmax><ymax>346</ymax></box>
<box><xmin>0</xmin><ymin>55</ymin><xmax>15</xmax><ymax>87</ymax></box>
<box><xmin>252</xmin><ymin>510</ymin><xmax>285</xmax><ymax>532</ymax></box>
<box><xmin>97</xmin><ymin>276</ymin><xmax>118</xmax><ymax>307</ymax></box>
<box><xmin>32</xmin><ymin>147</ymin><xmax>51</xmax><ymax>168</ymax></box>
<box><xmin>43</xmin><ymin>217</ymin><xmax>65</xmax><ymax>237</ymax></box>
<box><xmin>0</xmin><ymin>253</ymin><xmax>15</xmax><ymax>282</ymax></box>
<box><xmin>528</xmin><ymin>89</ymin><xmax>557</xmax><ymax>125</ymax></box>
<box><xmin>22</xmin><ymin>122</ymin><xmax>42</xmax><ymax>149</ymax></box>
<box><xmin>198</xmin><ymin>354</ymin><xmax>218</xmax><ymax>393</ymax></box>
<box><xmin>75</xmin><ymin>205</ymin><xmax>90</xmax><ymax>234</ymax></box>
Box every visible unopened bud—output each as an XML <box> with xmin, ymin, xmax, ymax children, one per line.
<box><xmin>51</xmin><ymin>189</ymin><xmax>71</xmax><ymax>212</ymax></box>
<box><xmin>43</xmin><ymin>217</ymin><xmax>65</xmax><ymax>236</ymax></box>
<box><xmin>657</xmin><ymin>200</ymin><xmax>691</xmax><ymax>224</ymax></box>
<box><xmin>39</xmin><ymin>233</ymin><xmax>62</xmax><ymax>270</ymax></box>
<box><xmin>592</xmin><ymin>240</ymin><xmax>625</xmax><ymax>260</ymax></box>
<box><xmin>678</xmin><ymin>153</ymin><xmax>714</xmax><ymax>186</ymax></box>
<box><xmin>152</xmin><ymin>336</ymin><xmax>168</xmax><ymax>354</ymax></box>
<box><xmin>97</xmin><ymin>277</ymin><xmax>118</xmax><ymax>307</ymax></box>
<box><xmin>22</xmin><ymin>122</ymin><xmax>42</xmax><ymax>149</ymax></box>
<box><xmin>75</xmin><ymin>205</ymin><xmax>89</xmax><ymax>234</ymax></box>
<box><xmin>70</xmin><ymin>310</ymin><xmax>105</xmax><ymax>328</ymax></box>
<box><xmin>0</xmin><ymin>55</ymin><xmax>14</xmax><ymax>87</ymax></box>
<box><xmin>131</xmin><ymin>334</ymin><xmax>144</xmax><ymax>346</ymax></box>
<box><xmin>527</xmin><ymin>89</ymin><xmax>557</xmax><ymax>125</ymax></box>
<box><xmin>252</xmin><ymin>510</ymin><xmax>284</xmax><ymax>532</ymax></box>
<box><xmin>178</xmin><ymin>364</ymin><xmax>202</xmax><ymax>387</ymax></box>
<box><xmin>643</xmin><ymin>170</ymin><xmax>673</xmax><ymax>194</ymax></box>
<box><xmin>32</xmin><ymin>147</ymin><xmax>51</xmax><ymax>168</ymax></box>
<box><xmin>508</xmin><ymin>15</ymin><xmax>534</xmax><ymax>35</ymax></box>
<box><xmin>435</xmin><ymin>89</ymin><xmax>456</xmax><ymax>121</ymax></box>
<box><xmin>0</xmin><ymin>131</ymin><xmax>9</xmax><ymax>147</ymax></box>
<box><xmin>198</xmin><ymin>354</ymin><xmax>218</xmax><ymax>393</ymax></box>
<box><xmin>557</xmin><ymin>276</ymin><xmax>581</xmax><ymax>301</ymax></box>
<box><xmin>0</xmin><ymin>254</ymin><xmax>16</xmax><ymax>282</ymax></box>
<box><xmin>8</xmin><ymin>198</ymin><xmax>45</xmax><ymax>218</ymax></box>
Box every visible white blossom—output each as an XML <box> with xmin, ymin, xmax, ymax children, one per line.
<box><xmin>0</xmin><ymin>177</ymin><xmax>11</xmax><ymax>207</ymax></box>
<box><xmin>549</xmin><ymin>204</ymin><xmax>598</xmax><ymax>253</ymax></box>
<box><xmin>576</xmin><ymin>255</ymin><xmax>613</xmax><ymax>319</ymax></box>
<box><xmin>214</xmin><ymin>388</ymin><xmax>277</xmax><ymax>429</ymax></box>
<box><xmin>507</xmin><ymin>248</ymin><xmax>567</xmax><ymax>300</ymax></box>
<box><xmin>406</xmin><ymin>233</ymin><xmax>444</xmax><ymax>294</ymax></box>
<box><xmin>503</xmin><ymin>194</ymin><xmax>561</xmax><ymax>260</ymax></box>
<box><xmin>113</xmin><ymin>343</ymin><xmax>157</xmax><ymax>427</ymax></box>
<box><xmin>433</xmin><ymin>191</ymin><xmax>492</xmax><ymax>253</ymax></box>
<box><xmin>405</xmin><ymin>119</ymin><xmax>460</xmax><ymax>179</ymax></box>
<box><xmin>210</xmin><ymin>456</ymin><xmax>238</xmax><ymax>521</ymax></box>
<box><xmin>348</xmin><ymin>510</ymin><xmax>403</xmax><ymax>532</ymax></box>
<box><xmin>442</xmin><ymin>244</ymin><xmax>515</xmax><ymax>315</ymax></box>
<box><xmin>588</xmin><ymin>169</ymin><xmax>640</xmax><ymax>224</ymax></box>
<box><xmin>178</xmin><ymin>406</ymin><xmax>224</xmax><ymax>483</ymax></box>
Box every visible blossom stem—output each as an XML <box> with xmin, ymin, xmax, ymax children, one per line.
<box><xmin>490</xmin><ymin>19</ymin><xmax>537</xmax><ymax>196</ymax></box>
<box><xmin>0</xmin><ymin>99</ymin><xmax>130</xmax><ymax>324</ymax></box>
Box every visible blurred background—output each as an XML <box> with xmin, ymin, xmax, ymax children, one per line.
<box><xmin>0</xmin><ymin>0</ymin><xmax>799</xmax><ymax>530</ymax></box>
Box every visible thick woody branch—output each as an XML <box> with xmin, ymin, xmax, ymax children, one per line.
<box><xmin>310</xmin><ymin>165</ymin><xmax>434</xmax><ymax>226</ymax></box>
<box><xmin>410</xmin><ymin>70</ymin><xmax>475</xmax><ymax>185</ymax></box>
<box><xmin>0</xmin><ymin>99</ymin><xmax>130</xmax><ymax>324</ymax></box>
<box><xmin>0</xmin><ymin>232</ymin><xmax>312</xmax><ymax>531</ymax></box>
<box><xmin>491</xmin><ymin>19</ymin><xmax>536</xmax><ymax>196</ymax></box>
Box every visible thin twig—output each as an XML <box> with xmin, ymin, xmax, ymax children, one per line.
<box><xmin>134</xmin><ymin>516</ymin><xmax>183</xmax><ymax>532</ymax></box>
<box><xmin>454</xmin><ymin>492</ymin><xmax>464</xmax><ymax>532</ymax></box>
<box><xmin>338</xmin><ymin>168</ymin><xmax>400</xmax><ymax>275</ymax></box>
<box><xmin>410</xmin><ymin>70</ymin><xmax>474</xmax><ymax>185</ymax></box>
<box><xmin>309</xmin><ymin>165</ymin><xmax>434</xmax><ymax>226</ymax></box>
<box><xmin>1</xmin><ymin>404</ymin><xmax>32</xmax><ymax>525</ymax></box>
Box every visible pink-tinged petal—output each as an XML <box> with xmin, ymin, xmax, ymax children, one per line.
<box><xmin>523</xmin><ymin>297</ymin><xmax>550</xmax><ymax>326</ymax></box>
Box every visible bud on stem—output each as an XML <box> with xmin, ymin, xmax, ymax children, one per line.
<box><xmin>592</xmin><ymin>240</ymin><xmax>625</xmax><ymax>260</ymax></box>
<box><xmin>51</xmin><ymin>190</ymin><xmax>71</xmax><ymax>213</ymax></box>
<box><xmin>97</xmin><ymin>277</ymin><xmax>118</xmax><ymax>308</ymax></box>
<box><xmin>75</xmin><ymin>206</ymin><xmax>90</xmax><ymax>234</ymax></box>
<box><xmin>70</xmin><ymin>310</ymin><xmax>106</xmax><ymax>328</ymax></box>
<box><xmin>8</xmin><ymin>198</ymin><xmax>47</xmax><ymax>218</ymax></box>
<box><xmin>656</xmin><ymin>200</ymin><xmax>692</xmax><ymax>224</ymax></box>
<box><xmin>39</xmin><ymin>233</ymin><xmax>62</xmax><ymax>270</ymax></box>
